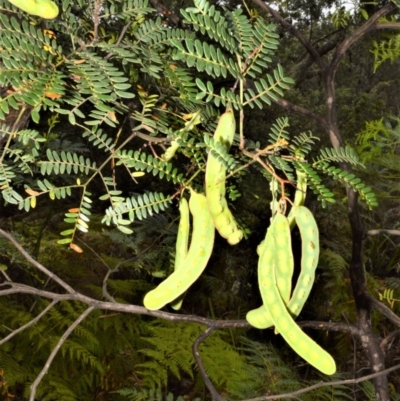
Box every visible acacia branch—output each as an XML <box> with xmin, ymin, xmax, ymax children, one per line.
<box><xmin>0</xmin><ymin>281</ymin><xmax>250</xmax><ymax>329</ymax></box>
<box><xmin>276</xmin><ymin>98</ymin><xmax>328</xmax><ymax>129</ymax></box>
<box><xmin>298</xmin><ymin>320</ymin><xmax>359</xmax><ymax>335</ymax></box>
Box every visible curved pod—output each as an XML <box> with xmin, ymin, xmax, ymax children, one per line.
<box><xmin>247</xmin><ymin>206</ymin><xmax>320</xmax><ymax>329</ymax></box>
<box><xmin>247</xmin><ymin>214</ymin><xmax>293</xmax><ymax>331</ymax></box>
<box><xmin>287</xmin><ymin>170</ymin><xmax>307</xmax><ymax>229</ymax></box>
<box><xmin>258</xmin><ymin>213</ymin><xmax>336</xmax><ymax>375</ymax></box>
<box><xmin>170</xmin><ymin>197</ymin><xmax>190</xmax><ymax>310</ymax></box>
<box><xmin>144</xmin><ymin>190</ymin><xmax>215</xmax><ymax>310</ymax></box>
<box><xmin>205</xmin><ymin>109</ymin><xmax>243</xmax><ymax>245</ymax></box>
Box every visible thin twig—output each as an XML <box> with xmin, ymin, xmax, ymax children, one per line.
<box><xmin>367</xmin><ymin>229</ymin><xmax>400</xmax><ymax>237</ymax></box>
<box><xmin>380</xmin><ymin>329</ymin><xmax>400</xmax><ymax>353</ymax></box>
<box><xmin>367</xmin><ymin>294</ymin><xmax>400</xmax><ymax>327</ymax></box>
<box><xmin>29</xmin><ymin>306</ymin><xmax>94</xmax><ymax>401</ymax></box>
<box><xmin>244</xmin><ymin>364</ymin><xmax>400</xmax><ymax>401</ymax></box>
<box><xmin>0</xmin><ymin>300</ymin><xmax>58</xmax><ymax>345</ymax></box>
<box><xmin>192</xmin><ymin>327</ymin><xmax>226</xmax><ymax>401</ymax></box>
<box><xmin>0</xmin><ymin>229</ymin><xmax>76</xmax><ymax>294</ymax></box>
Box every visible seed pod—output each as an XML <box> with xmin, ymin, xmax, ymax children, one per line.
<box><xmin>170</xmin><ymin>197</ymin><xmax>190</xmax><ymax>310</ymax></box>
<box><xmin>205</xmin><ymin>109</ymin><xmax>243</xmax><ymax>245</ymax></box>
<box><xmin>257</xmin><ymin>213</ymin><xmax>336</xmax><ymax>375</ymax></box>
<box><xmin>287</xmin><ymin>170</ymin><xmax>307</xmax><ymax>229</ymax></box>
<box><xmin>246</xmin><ymin>206</ymin><xmax>320</xmax><ymax>329</ymax></box>
<box><xmin>7</xmin><ymin>0</ymin><xmax>59</xmax><ymax>19</ymax></box>
<box><xmin>143</xmin><ymin>190</ymin><xmax>214</xmax><ymax>310</ymax></box>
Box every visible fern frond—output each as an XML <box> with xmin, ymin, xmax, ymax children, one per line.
<box><xmin>371</xmin><ymin>34</ymin><xmax>400</xmax><ymax>71</ymax></box>
<box><xmin>115</xmin><ymin>387</ymin><xmax>201</xmax><ymax>401</ymax></box>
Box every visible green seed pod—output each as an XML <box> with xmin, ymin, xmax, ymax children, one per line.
<box><xmin>7</xmin><ymin>0</ymin><xmax>59</xmax><ymax>19</ymax></box>
<box><xmin>170</xmin><ymin>197</ymin><xmax>190</xmax><ymax>310</ymax></box>
<box><xmin>246</xmin><ymin>206</ymin><xmax>320</xmax><ymax>329</ymax></box>
<box><xmin>143</xmin><ymin>190</ymin><xmax>215</xmax><ymax>310</ymax></box>
<box><xmin>257</xmin><ymin>213</ymin><xmax>336</xmax><ymax>375</ymax></box>
<box><xmin>287</xmin><ymin>170</ymin><xmax>307</xmax><ymax>229</ymax></box>
<box><xmin>161</xmin><ymin>141</ymin><xmax>180</xmax><ymax>162</ymax></box>
<box><xmin>248</xmin><ymin>170</ymin><xmax>309</xmax><ymax>329</ymax></box>
<box><xmin>247</xmin><ymin>214</ymin><xmax>293</xmax><ymax>333</ymax></box>
<box><xmin>205</xmin><ymin>109</ymin><xmax>243</xmax><ymax>245</ymax></box>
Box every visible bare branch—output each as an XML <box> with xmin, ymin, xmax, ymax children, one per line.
<box><xmin>0</xmin><ymin>229</ymin><xmax>76</xmax><ymax>294</ymax></box>
<box><xmin>329</xmin><ymin>3</ymin><xmax>397</xmax><ymax>76</ymax></box>
<box><xmin>0</xmin><ymin>281</ymin><xmax>251</xmax><ymax>329</ymax></box>
<box><xmin>298</xmin><ymin>320</ymin><xmax>359</xmax><ymax>335</ymax></box>
<box><xmin>193</xmin><ymin>327</ymin><xmax>226</xmax><ymax>401</ymax></box>
<box><xmin>376</xmin><ymin>22</ymin><xmax>400</xmax><ymax>30</ymax></box>
<box><xmin>276</xmin><ymin>98</ymin><xmax>328</xmax><ymax>129</ymax></box>
<box><xmin>244</xmin><ymin>364</ymin><xmax>400</xmax><ymax>401</ymax></box>
<box><xmin>0</xmin><ymin>300</ymin><xmax>58</xmax><ymax>345</ymax></box>
<box><xmin>29</xmin><ymin>306</ymin><xmax>94</xmax><ymax>401</ymax></box>
<box><xmin>249</xmin><ymin>0</ymin><xmax>325</xmax><ymax>71</ymax></box>
<box><xmin>367</xmin><ymin>229</ymin><xmax>400</xmax><ymax>237</ymax></box>
<box><xmin>380</xmin><ymin>329</ymin><xmax>400</xmax><ymax>353</ymax></box>
<box><xmin>367</xmin><ymin>294</ymin><xmax>400</xmax><ymax>327</ymax></box>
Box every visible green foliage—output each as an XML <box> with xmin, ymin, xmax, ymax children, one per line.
<box><xmin>371</xmin><ymin>32</ymin><xmax>400</xmax><ymax>71</ymax></box>
<box><xmin>0</xmin><ymin>0</ymin><xmax>377</xmax><ymax>248</ymax></box>
<box><xmin>0</xmin><ymin>299</ymin><xmax>147</xmax><ymax>401</ymax></box>
<box><xmin>115</xmin><ymin>387</ymin><xmax>201</xmax><ymax>401</ymax></box>
<box><xmin>240</xmin><ymin>338</ymin><xmax>353</xmax><ymax>400</ymax></box>
<box><xmin>0</xmin><ymin>0</ymin><xmax>390</xmax><ymax>399</ymax></box>
<box><xmin>137</xmin><ymin>321</ymin><xmax>259</xmax><ymax>398</ymax></box>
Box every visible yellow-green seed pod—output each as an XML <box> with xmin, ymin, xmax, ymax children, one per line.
<box><xmin>257</xmin><ymin>213</ymin><xmax>336</xmax><ymax>375</ymax></box>
<box><xmin>7</xmin><ymin>0</ymin><xmax>59</xmax><ymax>19</ymax></box>
<box><xmin>170</xmin><ymin>197</ymin><xmax>190</xmax><ymax>310</ymax></box>
<box><xmin>205</xmin><ymin>109</ymin><xmax>243</xmax><ymax>245</ymax></box>
<box><xmin>246</xmin><ymin>206</ymin><xmax>320</xmax><ymax>329</ymax></box>
<box><xmin>143</xmin><ymin>190</ymin><xmax>215</xmax><ymax>310</ymax></box>
<box><xmin>287</xmin><ymin>170</ymin><xmax>307</xmax><ymax>229</ymax></box>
